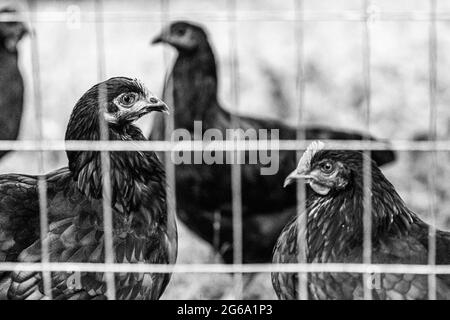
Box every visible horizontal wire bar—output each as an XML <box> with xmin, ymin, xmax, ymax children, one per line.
<box><xmin>3</xmin><ymin>10</ymin><xmax>450</xmax><ymax>23</ymax></box>
<box><xmin>0</xmin><ymin>262</ymin><xmax>449</xmax><ymax>274</ymax></box>
<box><xmin>0</xmin><ymin>139</ymin><xmax>447</xmax><ymax>152</ymax></box>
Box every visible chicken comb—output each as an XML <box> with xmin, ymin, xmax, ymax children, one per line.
<box><xmin>133</xmin><ymin>78</ymin><xmax>150</xmax><ymax>97</ymax></box>
<box><xmin>297</xmin><ymin>140</ymin><xmax>325</xmax><ymax>171</ymax></box>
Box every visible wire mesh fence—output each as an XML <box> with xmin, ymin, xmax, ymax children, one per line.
<box><xmin>0</xmin><ymin>0</ymin><xmax>449</xmax><ymax>300</ymax></box>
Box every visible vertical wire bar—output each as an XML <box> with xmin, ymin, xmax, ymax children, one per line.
<box><xmin>213</xmin><ymin>210</ymin><xmax>221</xmax><ymax>261</ymax></box>
<box><xmin>160</xmin><ymin>0</ymin><xmax>173</xmax><ymax>211</ymax></box>
<box><xmin>362</xmin><ymin>0</ymin><xmax>373</xmax><ymax>300</ymax></box>
<box><xmin>159</xmin><ymin>0</ymin><xmax>179</xmax><ymax>291</ymax></box>
<box><xmin>427</xmin><ymin>0</ymin><xmax>438</xmax><ymax>301</ymax></box>
<box><xmin>227</xmin><ymin>0</ymin><xmax>244</xmax><ymax>299</ymax></box>
<box><xmin>94</xmin><ymin>0</ymin><xmax>116</xmax><ymax>300</ymax></box>
<box><xmin>26</xmin><ymin>0</ymin><xmax>52</xmax><ymax>299</ymax></box>
<box><xmin>294</xmin><ymin>0</ymin><xmax>308</xmax><ymax>301</ymax></box>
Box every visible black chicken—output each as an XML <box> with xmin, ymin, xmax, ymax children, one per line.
<box><xmin>0</xmin><ymin>7</ymin><xmax>27</xmax><ymax>160</ymax></box>
<box><xmin>272</xmin><ymin>141</ymin><xmax>450</xmax><ymax>299</ymax></box>
<box><xmin>150</xmin><ymin>21</ymin><xmax>395</xmax><ymax>265</ymax></box>
<box><xmin>0</xmin><ymin>77</ymin><xmax>177</xmax><ymax>300</ymax></box>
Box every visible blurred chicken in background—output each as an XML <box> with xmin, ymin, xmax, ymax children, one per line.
<box><xmin>149</xmin><ymin>21</ymin><xmax>396</xmax><ymax>270</ymax></box>
<box><xmin>0</xmin><ymin>7</ymin><xmax>27</xmax><ymax>161</ymax></box>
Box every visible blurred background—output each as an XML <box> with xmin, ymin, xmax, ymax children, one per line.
<box><xmin>1</xmin><ymin>0</ymin><xmax>450</xmax><ymax>299</ymax></box>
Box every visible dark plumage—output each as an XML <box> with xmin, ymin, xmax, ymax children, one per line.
<box><xmin>150</xmin><ymin>21</ymin><xmax>396</xmax><ymax>264</ymax></box>
<box><xmin>0</xmin><ymin>77</ymin><xmax>177</xmax><ymax>300</ymax></box>
<box><xmin>0</xmin><ymin>8</ymin><xmax>27</xmax><ymax>160</ymax></box>
<box><xmin>272</xmin><ymin>141</ymin><xmax>450</xmax><ymax>300</ymax></box>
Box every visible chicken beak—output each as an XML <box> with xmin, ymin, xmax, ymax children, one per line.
<box><xmin>151</xmin><ymin>34</ymin><xmax>163</xmax><ymax>44</ymax></box>
<box><xmin>18</xmin><ymin>22</ymin><xmax>29</xmax><ymax>37</ymax></box>
<box><xmin>145</xmin><ymin>96</ymin><xmax>170</xmax><ymax>115</ymax></box>
<box><xmin>152</xmin><ymin>27</ymin><xmax>171</xmax><ymax>45</ymax></box>
<box><xmin>2</xmin><ymin>22</ymin><xmax>29</xmax><ymax>53</ymax></box>
<box><xmin>283</xmin><ymin>169</ymin><xmax>310</xmax><ymax>188</ymax></box>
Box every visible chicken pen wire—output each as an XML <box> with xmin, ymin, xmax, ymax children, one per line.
<box><xmin>0</xmin><ymin>0</ymin><xmax>448</xmax><ymax>300</ymax></box>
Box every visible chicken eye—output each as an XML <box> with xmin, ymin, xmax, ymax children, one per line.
<box><xmin>119</xmin><ymin>93</ymin><xmax>137</xmax><ymax>107</ymax></box>
<box><xmin>175</xmin><ymin>28</ymin><xmax>186</xmax><ymax>36</ymax></box>
<box><xmin>320</xmin><ymin>161</ymin><xmax>334</xmax><ymax>174</ymax></box>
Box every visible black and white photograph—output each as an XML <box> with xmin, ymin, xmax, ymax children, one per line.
<box><xmin>0</xmin><ymin>0</ymin><xmax>449</xmax><ymax>305</ymax></box>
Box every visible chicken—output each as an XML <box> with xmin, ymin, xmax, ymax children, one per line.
<box><xmin>0</xmin><ymin>77</ymin><xmax>177</xmax><ymax>300</ymax></box>
<box><xmin>150</xmin><ymin>21</ymin><xmax>396</xmax><ymax>265</ymax></box>
<box><xmin>0</xmin><ymin>7</ymin><xmax>27</xmax><ymax>160</ymax></box>
<box><xmin>272</xmin><ymin>141</ymin><xmax>450</xmax><ymax>300</ymax></box>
